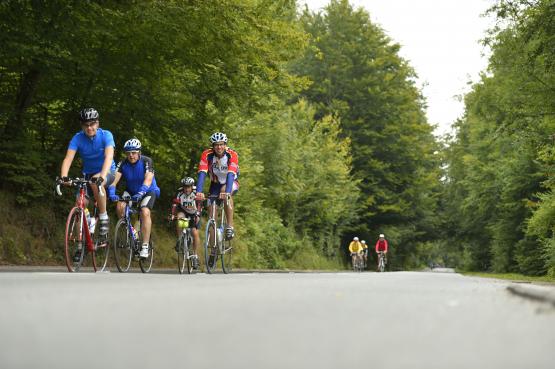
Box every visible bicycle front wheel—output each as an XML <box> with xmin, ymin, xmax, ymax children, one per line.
<box><xmin>221</xmin><ymin>237</ymin><xmax>232</xmax><ymax>274</ymax></box>
<box><xmin>65</xmin><ymin>207</ymin><xmax>84</xmax><ymax>272</ymax></box>
<box><xmin>177</xmin><ymin>233</ymin><xmax>187</xmax><ymax>274</ymax></box>
<box><xmin>139</xmin><ymin>234</ymin><xmax>154</xmax><ymax>273</ymax></box>
<box><xmin>93</xmin><ymin>220</ymin><xmax>110</xmax><ymax>272</ymax></box>
<box><xmin>204</xmin><ymin>221</ymin><xmax>217</xmax><ymax>274</ymax></box>
<box><xmin>113</xmin><ymin>219</ymin><xmax>132</xmax><ymax>273</ymax></box>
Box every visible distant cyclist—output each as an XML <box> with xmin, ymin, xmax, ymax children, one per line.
<box><xmin>170</xmin><ymin>176</ymin><xmax>201</xmax><ymax>270</ymax></box>
<box><xmin>60</xmin><ymin>108</ymin><xmax>116</xmax><ymax>249</ymax></box>
<box><xmin>361</xmin><ymin>240</ymin><xmax>368</xmax><ymax>267</ymax></box>
<box><xmin>108</xmin><ymin>138</ymin><xmax>160</xmax><ymax>258</ymax></box>
<box><xmin>375</xmin><ymin>233</ymin><xmax>389</xmax><ymax>268</ymax></box>
<box><xmin>348</xmin><ymin>236</ymin><xmax>364</xmax><ymax>268</ymax></box>
<box><xmin>196</xmin><ymin>132</ymin><xmax>239</xmax><ymax>240</ymax></box>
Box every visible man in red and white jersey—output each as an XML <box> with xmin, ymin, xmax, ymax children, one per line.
<box><xmin>196</xmin><ymin>132</ymin><xmax>239</xmax><ymax>240</ymax></box>
<box><xmin>375</xmin><ymin>233</ymin><xmax>389</xmax><ymax>266</ymax></box>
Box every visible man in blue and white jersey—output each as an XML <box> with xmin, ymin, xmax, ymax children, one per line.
<box><xmin>108</xmin><ymin>138</ymin><xmax>160</xmax><ymax>258</ymax></box>
<box><xmin>60</xmin><ymin>108</ymin><xmax>116</xmax><ymax>239</ymax></box>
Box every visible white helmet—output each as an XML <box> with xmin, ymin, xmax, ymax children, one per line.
<box><xmin>123</xmin><ymin>138</ymin><xmax>142</xmax><ymax>152</ymax></box>
<box><xmin>379</xmin><ymin>234</ymin><xmax>385</xmax><ymax>238</ymax></box>
<box><xmin>361</xmin><ymin>240</ymin><xmax>366</xmax><ymax>244</ymax></box>
<box><xmin>209</xmin><ymin>132</ymin><xmax>228</xmax><ymax>144</ymax></box>
<box><xmin>353</xmin><ymin>237</ymin><xmax>359</xmax><ymax>241</ymax></box>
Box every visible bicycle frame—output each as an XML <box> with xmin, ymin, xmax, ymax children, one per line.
<box><xmin>206</xmin><ymin>195</ymin><xmax>229</xmax><ymax>251</ymax></box>
<box><xmin>123</xmin><ymin>198</ymin><xmax>141</xmax><ymax>249</ymax></box>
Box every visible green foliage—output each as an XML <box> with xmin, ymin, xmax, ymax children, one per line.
<box><xmin>443</xmin><ymin>0</ymin><xmax>554</xmax><ymax>276</ymax></box>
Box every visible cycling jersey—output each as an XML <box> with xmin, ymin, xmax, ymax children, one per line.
<box><xmin>116</xmin><ymin>155</ymin><xmax>160</xmax><ymax>197</ymax></box>
<box><xmin>375</xmin><ymin>239</ymin><xmax>389</xmax><ymax>252</ymax></box>
<box><xmin>174</xmin><ymin>188</ymin><xmax>198</xmax><ymax>215</ymax></box>
<box><xmin>197</xmin><ymin>148</ymin><xmax>239</xmax><ymax>193</ymax></box>
<box><xmin>349</xmin><ymin>241</ymin><xmax>363</xmax><ymax>253</ymax></box>
<box><xmin>68</xmin><ymin>128</ymin><xmax>116</xmax><ymax>175</ymax></box>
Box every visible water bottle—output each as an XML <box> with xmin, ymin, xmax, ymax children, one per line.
<box><xmin>89</xmin><ymin>217</ymin><xmax>97</xmax><ymax>233</ymax></box>
<box><xmin>85</xmin><ymin>208</ymin><xmax>91</xmax><ymax>227</ymax></box>
<box><xmin>131</xmin><ymin>225</ymin><xmax>139</xmax><ymax>240</ymax></box>
<box><xmin>217</xmin><ymin>226</ymin><xmax>224</xmax><ymax>244</ymax></box>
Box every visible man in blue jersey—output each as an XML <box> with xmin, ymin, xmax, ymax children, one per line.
<box><xmin>108</xmin><ymin>138</ymin><xmax>160</xmax><ymax>258</ymax></box>
<box><xmin>60</xmin><ymin>108</ymin><xmax>116</xmax><ymax>243</ymax></box>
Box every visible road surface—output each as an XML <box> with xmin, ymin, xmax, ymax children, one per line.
<box><xmin>0</xmin><ymin>270</ymin><xmax>553</xmax><ymax>369</ymax></box>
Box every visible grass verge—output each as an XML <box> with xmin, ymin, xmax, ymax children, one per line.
<box><xmin>461</xmin><ymin>271</ymin><xmax>555</xmax><ymax>284</ymax></box>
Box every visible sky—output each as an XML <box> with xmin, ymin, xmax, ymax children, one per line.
<box><xmin>300</xmin><ymin>0</ymin><xmax>496</xmax><ymax>136</ymax></box>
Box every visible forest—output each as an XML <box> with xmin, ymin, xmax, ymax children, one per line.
<box><xmin>1</xmin><ymin>0</ymin><xmax>553</xmax><ymax>276</ymax></box>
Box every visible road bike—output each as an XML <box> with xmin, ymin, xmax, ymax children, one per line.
<box><xmin>170</xmin><ymin>212</ymin><xmax>200</xmax><ymax>274</ymax></box>
<box><xmin>203</xmin><ymin>194</ymin><xmax>233</xmax><ymax>274</ymax></box>
<box><xmin>56</xmin><ymin>177</ymin><xmax>110</xmax><ymax>272</ymax></box>
<box><xmin>351</xmin><ymin>252</ymin><xmax>364</xmax><ymax>272</ymax></box>
<box><xmin>113</xmin><ymin>194</ymin><xmax>154</xmax><ymax>273</ymax></box>
<box><xmin>377</xmin><ymin>251</ymin><xmax>386</xmax><ymax>272</ymax></box>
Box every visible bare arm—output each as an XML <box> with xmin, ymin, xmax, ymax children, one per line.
<box><xmin>100</xmin><ymin>146</ymin><xmax>114</xmax><ymax>180</ymax></box>
<box><xmin>61</xmin><ymin>149</ymin><xmax>77</xmax><ymax>177</ymax></box>
<box><xmin>143</xmin><ymin>171</ymin><xmax>154</xmax><ymax>187</ymax></box>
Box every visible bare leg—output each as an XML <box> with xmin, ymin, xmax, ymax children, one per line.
<box><xmin>140</xmin><ymin>207</ymin><xmax>151</xmax><ymax>244</ymax></box>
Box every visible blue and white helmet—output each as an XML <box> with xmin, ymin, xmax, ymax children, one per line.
<box><xmin>123</xmin><ymin>138</ymin><xmax>141</xmax><ymax>152</ymax></box>
<box><xmin>209</xmin><ymin>132</ymin><xmax>228</xmax><ymax>144</ymax></box>
<box><xmin>79</xmin><ymin>108</ymin><xmax>99</xmax><ymax>122</ymax></box>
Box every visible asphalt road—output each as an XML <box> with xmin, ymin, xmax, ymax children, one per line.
<box><xmin>0</xmin><ymin>270</ymin><xmax>553</xmax><ymax>369</ymax></box>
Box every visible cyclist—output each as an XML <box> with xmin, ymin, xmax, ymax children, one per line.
<box><xmin>348</xmin><ymin>236</ymin><xmax>364</xmax><ymax>269</ymax></box>
<box><xmin>108</xmin><ymin>138</ymin><xmax>160</xmax><ymax>258</ymax></box>
<box><xmin>361</xmin><ymin>240</ymin><xmax>368</xmax><ymax>267</ymax></box>
<box><xmin>170</xmin><ymin>176</ymin><xmax>201</xmax><ymax>270</ymax></box>
<box><xmin>60</xmin><ymin>108</ymin><xmax>116</xmax><ymax>257</ymax></box>
<box><xmin>195</xmin><ymin>132</ymin><xmax>239</xmax><ymax>240</ymax></box>
<box><xmin>375</xmin><ymin>233</ymin><xmax>389</xmax><ymax>268</ymax></box>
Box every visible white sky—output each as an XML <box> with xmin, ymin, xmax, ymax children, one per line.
<box><xmin>300</xmin><ymin>0</ymin><xmax>495</xmax><ymax>136</ymax></box>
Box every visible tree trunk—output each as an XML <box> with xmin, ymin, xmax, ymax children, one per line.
<box><xmin>3</xmin><ymin>68</ymin><xmax>41</xmax><ymax>139</ymax></box>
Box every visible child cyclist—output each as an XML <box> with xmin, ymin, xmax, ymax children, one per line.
<box><xmin>170</xmin><ymin>176</ymin><xmax>201</xmax><ymax>270</ymax></box>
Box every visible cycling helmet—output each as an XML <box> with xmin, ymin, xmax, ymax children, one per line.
<box><xmin>209</xmin><ymin>132</ymin><xmax>228</xmax><ymax>144</ymax></box>
<box><xmin>353</xmin><ymin>237</ymin><xmax>359</xmax><ymax>241</ymax></box>
<box><xmin>181</xmin><ymin>177</ymin><xmax>195</xmax><ymax>187</ymax></box>
<box><xmin>361</xmin><ymin>240</ymin><xmax>366</xmax><ymax>244</ymax></box>
<box><xmin>79</xmin><ymin>108</ymin><xmax>99</xmax><ymax>122</ymax></box>
<box><xmin>379</xmin><ymin>234</ymin><xmax>385</xmax><ymax>238</ymax></box>
<box><xmin>123</xmin><ymin>138</ymin><xmax>142</xmax><ymax>152</ymax></box>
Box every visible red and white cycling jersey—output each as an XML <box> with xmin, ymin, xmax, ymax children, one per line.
<box><xmin>198</xmin><ymin>148</ymin><xmax>239</xmax><ymax>184</ymax></box>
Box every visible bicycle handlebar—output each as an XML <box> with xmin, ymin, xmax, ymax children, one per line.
<box><xmin>55</xmin><ymin>177</ymin><xmax>105</xmax><ymax>197</ymax></box>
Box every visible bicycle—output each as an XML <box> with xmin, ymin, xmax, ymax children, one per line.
<box><xmin>351</xmin><ymin>252</ymin><xmax>363</xmax><ymax>272</ymax></box>
<box><xmin>203</xmin><ymin>194</ymin><xmax>233</xmax><ymax>274</ymax></box>
<box><xmin>170</xmin><ymin>211</ymin><xmax>200</xmax><ymax>274</ymax></box>
<box><xmin>55</xmin><ymin>177</ymin><xmax>110</xmax><ymax>272</ymax></box>
<box><xmin>377</xmin><ymin>251</ymin><xmax>386</xmax><ymax>272</ymax></box>
<box><xmin>113</xmin><ymin>193</ymin><xmax>154</xmax><ymax>273</ymax></box>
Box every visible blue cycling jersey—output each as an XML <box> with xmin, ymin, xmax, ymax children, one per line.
<box><xmin>116</xmin><ymin>155</ymin><xmax>160</xmax><ymax>197</ymax></box>
<box><xmin>68</xmin><ymin>128</ymin><xmax>116</xmax><ymax>175</ymax></box>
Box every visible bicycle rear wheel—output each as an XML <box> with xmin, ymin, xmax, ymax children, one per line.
<box><xmin>93</xmin><ymin>219</ymin><xmax>110</xmax><ymax>272</ymax></box>
<box><xmin>65</xmin><ymin>207</ymin><xmax>84</xmax><ymax>272</ymax></box>
<box><xmin>204</xmin><ymin>221</ymin><xmax>217</xmax><ymax>274</ymax></box>
<box><xmin>177</xmin><ymin>233</ymin><xmax>187</xmax><ymax>274</ymax></box>
<box><xmin>139</xmin><ymin>234</ymin><xmax>154</xmax><ymax>273</ymax></box>
<box><xmin>221</xmin><ymin>237</ymin><xmax>232</xmax><ymax>274</ymax></box>
<box><xmin>113</xmin><ymin>219</ymin><xmax>132</xmax><ymax>272</ymax></box>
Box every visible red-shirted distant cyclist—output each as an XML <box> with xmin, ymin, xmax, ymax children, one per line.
<box><xmin>375</xmin><ymin>233</ymin><xmax>388</xmax><ymax>269</ymax></box>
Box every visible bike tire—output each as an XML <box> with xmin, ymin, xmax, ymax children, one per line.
<box><xmin>185</xmin><ymin>233</ymin><xmax>194</xmax><ymax>274</ymax></box>
<box><xmin>204</xmin><ymin>221</ymin><xmax>217</xmax><ymax>274</ymax></box>
<box><xmin>65</xmin><ymin>207</ymin><xmax>84</xmax><ymax>272</ymax></box>
<box><xmin>113</xmin><ymin>219</ymin><xmax>132</xmax><ymax>272</ymax></box>
<box><xmin>92</xmin><ymin>219</ymin><xmax>110</xmax><ymax>272</ymax></box>
<box><xmin>177</xmin><ymin>233</ymin><xmax>187</xmax><ymax>274</ymax></box>
<box><xmin>139</xmin><ymin>234</ymin><xmax>154</xmax><ymax>273</ymax></box>
<box><xmin>221</xmin><ymin>237</ymin><xmax>232</xmax><ymax>274</ymax></box>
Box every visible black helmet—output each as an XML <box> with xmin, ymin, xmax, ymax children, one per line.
<box><xmin>79</xmin><ymin>108</ymin><xmax>99</xmax><ymax>122</ymax></box>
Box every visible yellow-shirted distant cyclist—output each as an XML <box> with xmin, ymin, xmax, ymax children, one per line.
<box><xmin>348</xmin><ymin>236</ymin><xmax>364</xmax><ymax>270</ymax></box>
